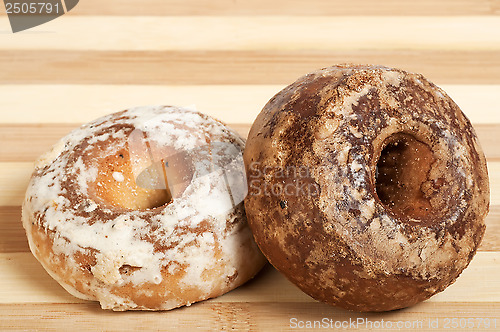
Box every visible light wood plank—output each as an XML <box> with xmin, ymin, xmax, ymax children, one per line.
<box><xmin>430</xmin><ymin>252</ymin><xmax>500</xmax><ymax>303</ymax></box>
<box><xmin>489</xmin><ymin>162</ymin><xmax>500</xmax><ymax>206</ymax></box>
<box><xmin>0</xmin><ymin>85</ymin><xmax>279</xmax><ymax>124</ymax></box>
<box><xmin>475</xmin><ymin>125</ymin><xmax>500</xmax><ymax>161</ymax></box>
<box><xmin>0</xmin><ymin>302</ymin><xmax>498</xmax><ymax>332</ymax></box>
<box><xmin>482</xmin><ymin>206</ymin><xmax>500</xmax><ymax>252</ymax></box>
<box><xmin>3</xmin><ymin>161</ymin><xmax>500</xmax><ymax>207</ymax></box>
<box><xmin>443</xmin><ymin>85</ymin><xmax>500</xmax><ymax>124</ymax></box>
<box><xmin>0</xmin><ymin>253</ymin><xmax>84</xmax><ymax>304</ymax></box>
<box><xmin>2</xmin><ymin>16</ymin><xmax>500</xmax><ymax>51</ymax></box>
<box><xmin>5</xmin><ymin>0</ymin><xmax>496</xmax><ymax>16</ymax></box>
<box><xmin>0</xmin><ymin>0</ymin><xmax>497</xmax><ymax>328</ymax></box>
<box><xmin>0</xmin><ymin>252</ymin><xmax>497</xmax><ymax>305</ymax></box>
<box><xmin>0</xmin><ymin>85</ymin><xmax>498</xmax><ymax>125</ymax></box>
<box><xmin>1</xmin><ymin>50</ymin><xmax>500</xmax><ymax>85</ymax></box>
<box><xmin>478</xmin><ymin>205</ymin><xmax>500</xmax><ymax>251</ymax></box>
<box><xmin>0</xmin><ymin>163</ymin><xmax>32</xmax><ymax>207</ymax></box>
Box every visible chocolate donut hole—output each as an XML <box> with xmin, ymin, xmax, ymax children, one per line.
<box><xmin>374</xmin><ymin>132</ymin><xmax>437</xmax><ymax>220</ymax></box>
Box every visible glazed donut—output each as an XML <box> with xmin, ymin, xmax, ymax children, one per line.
<box><xmin>244</xmin><ymin>65</ymin><xmax>489</xmax><ymax>312</ymax></box>
<box><xmin>22</xmin><ymin>106</ymin><xmax>266</xmax><ymax>311</ymax></box>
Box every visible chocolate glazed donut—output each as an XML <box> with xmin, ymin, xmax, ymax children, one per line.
<box><xmin>243</xmin><ymin>65</ymin><xmax>489</xmax><ymax>312</ymax></box>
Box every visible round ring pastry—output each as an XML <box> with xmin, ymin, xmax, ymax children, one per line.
<box><xmin>23</xmin><ymin>106</ymin><xmax>266</xmax><ymax>311</ymax></box>
<box><xmin>243</xmin><ymin>65</ymin><xmax>489</xmax><ymax>312</ymax></box>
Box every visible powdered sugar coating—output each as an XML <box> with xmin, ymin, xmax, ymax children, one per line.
<box><xmin>23</xmin><ymin>106</ymin><xmax>266</xmax><ymax>310</ymax></box>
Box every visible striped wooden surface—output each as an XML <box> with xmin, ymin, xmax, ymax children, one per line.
<box><xmin>1</xmin><ymin>1</ymin><xmax>499</xmax><ymax>331</ymax></box>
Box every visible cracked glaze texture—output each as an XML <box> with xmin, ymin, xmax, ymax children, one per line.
<box><xmin>243</xmin><ymin>65</ymin><xmax>489</xmax><ymax>312</ymax></box>
<box><xmin>23</xmin><ymin>106</ymin><xmax>266</xmax><ymax>311</ymax></box>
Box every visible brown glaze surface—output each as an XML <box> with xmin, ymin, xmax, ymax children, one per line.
<box><xmin>244</xmin><ymin>65</ymin><xmax>489</xmax><ymax>312</ymax></box>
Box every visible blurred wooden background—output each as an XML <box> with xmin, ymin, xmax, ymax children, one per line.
<box><xmin>0</xmin><ymin>0</ymin><xmax>499</xmax><ymax>330</ymax></box>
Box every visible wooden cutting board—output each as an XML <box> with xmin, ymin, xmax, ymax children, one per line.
<box><xmin>1</xmin><ymin>0</ymin><xmax>499</xmax><ymax>330</ymax></box>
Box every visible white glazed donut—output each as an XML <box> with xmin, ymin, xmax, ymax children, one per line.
<box><xmin>22</xmin><ymin>106</ymin><xmax>266</xmax><ymax>311</ymax></box>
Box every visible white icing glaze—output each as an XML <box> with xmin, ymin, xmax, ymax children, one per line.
<box><xmin>22</xmin><ymin>106</ymin><xmax>265</xmax><ymax>310</ymax></box>
<box><xmin>112</xmin><ymin>172</ymin><xmax>125</xmax><ymax>182</ymax></box>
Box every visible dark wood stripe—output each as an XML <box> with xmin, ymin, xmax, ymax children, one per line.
<box><xmin>0</xmin><ymin>206</ymin><xmax>29</xmax><ymax>253</ymax></box>
<box><xmin>0</xmin><ymin>124</ymin><xmax>249</xmax><ymax>162</ymax></box>
<box><xmin>1</xmin><ymin>50</ymin><xmax>500</xmax><ymax>85</ymax></box>
<box><xmin>0</xmin><ymin>123</ymin><xmax>497</xmax><ymax>162</ymax></box>
<box><xmin>0</xmin><ymin>124</ymin><xmax>75</xmax><ymax>163</ymax></box>
<box><xmin>482</xmin><ymin>205</ymin><xmax>500</xmax><ymax>252</ymax></box>
<box><xmin>3</xmin><ymin>205</ymin><xmax>499</xmax><ymax>253</ymax></box>
<box><xmin>474</xmin><ymin>124</ymin><xmax>500</xmax><ymax>162</ymax></box>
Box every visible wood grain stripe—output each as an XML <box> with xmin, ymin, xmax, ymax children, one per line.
<box><xmin>0</xmin><ymin>85</ymin><xmax>498</xmax><ymax>124</ymax></box>
<box><xmin>0</xmin><ymin>124</ymin><xmax>251</xmax><ymax>163</ymax></box>
<box><xmin>3</xmin><ymin>204</ymin><xmax>500</xmax><ymax>254</ymax></box>
<box><xmin>0</xmin><ymin>0</ymin><xmax>496</xmax><ymax>326</ymax></box>
<box><xmin>1</xmin><ymin>50</ymin><xmax>500</xmax><ymax>85</ymax></box>
<box><xmin>0</xmin><ymin>252</ymin><xmax>498</xmax><ymax>305</ymax></box>
<box><xmin>0</xmin><ymin>123</ymin><xmax>498</xmax><ymax>162</ymax></box>
<box><xmin>0</xmin><ymin>253</ymin><xmax>83</xmax><ymax>304</ymax></box>
<box><xmin>2</xmin><ymin>17</ymin><xmax>500</xmax><ymax>51</ymax></box>
<box><xmin>0</xmin><ymin>206</ymin><xmax>29</xmax><ymax>253</ymax></box>
<box><xmin>2</xmin><ymin>0</ymin><xmax>495</xmax><ymax>16</ymax></box>
<box><xmin>0</xmin><ymin>85</ymin><xmax>280</xmax><ymax>124</ymax></box>
<box><xmin>0</xmin><ymin>302</ymin><xmax>498</xmax><ymax>331</ymax></box>
<box><xmin>0</xmin><ymin>163</ymin><xmax>32</xmax><ymax>206</ymax></box>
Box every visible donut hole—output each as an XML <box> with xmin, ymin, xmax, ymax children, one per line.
<box><xmin>375</xmin><ymin>133</ymin><xmax>436</xmax><ymax>220</ymax></box>
<box><xmin>92</xmin><ymin>150</ymin><xmax>176</xmax><ymax>210</ymax></box>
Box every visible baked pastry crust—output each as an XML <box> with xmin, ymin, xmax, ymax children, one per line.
<box><xmin>23</xmin><ymin>106</ymin><xmax>266</xmax><ymax>311</ymax></box>
<box><xmin>244</xmin><ymin>65</ymin><xmax>489</xmax><ymax>312</ymax></box>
